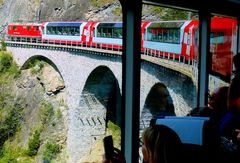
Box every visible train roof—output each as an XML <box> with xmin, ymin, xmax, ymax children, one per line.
<box><xmin>46</xmin><ymin>22</ymin><xmax>83</xmax><ymax>27</ymax></box>
<box><xmin>97</xmin><ymin>22</ymin><xmax>122</xmax><ymax>28</ymax></box>
<box><xmin>148</xmin><ymin>20</ymin><xmax>188</xmax><ymax>28</ymax></box>
<box><xmin>8</xmin><ymin>23</ymin><xmax>42</xmax><ymax>26</ymax></box>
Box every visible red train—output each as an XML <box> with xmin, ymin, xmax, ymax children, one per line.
<box><xmin>7</xmin><ymin>17</ymin><xmax>237</xmax><ymax>80</ymax></box>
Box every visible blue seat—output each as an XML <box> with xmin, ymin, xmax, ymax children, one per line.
<box><xmin>155</xmin><ymin>116</ymin><xmax>209</xmax><ymax>145</ymax></box>
<box><xmin>152</xmin><ymin>116</ymin><xmax>219</xmax><ymax>163</ymax></box>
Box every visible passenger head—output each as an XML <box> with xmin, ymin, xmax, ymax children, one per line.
<box><xmin>145</xmin><ymin>83</ymin><xmax>175</xmax><ymax>116</ymax></box>
<box><xmin>142</xmin><ymin>125</ymin><xmax>182</xmax><ymax>163</ymax></box>
<box><xmin>208</xmin><ymin>86</ymin><xmax>229</xmax><ymax>116</ymax></box>
<box><xmin>188</xmin><ymin>106</ymin><xmax>214</xmax><ymax>117</ymax></box>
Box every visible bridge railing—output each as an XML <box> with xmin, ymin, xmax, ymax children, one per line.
<box><xmin>7</xmin><ymin>36</ymin><xmax>123</xmax><ymax>52</ymax></box>
<box><xmin>6</xmin><ymin>36</ymin><xmax>196</xmax><ymax>64</ymax></box>
<box><xmin>5</xmin><ymin>36</ymin><xmax>199</xmax><ymax>82</ymax></box>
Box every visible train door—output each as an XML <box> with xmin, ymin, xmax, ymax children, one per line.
<box><xmin>141</xmin><ymin>21</ymin><xmax>150</xmax><ymax>52</ymax></box>
<box><xmin>81</xmin><ymin>22</ymin><xmax>95</xmax><ymax>45</ymax></box>
<box><xmin>181</xmin><ymin>20</ymin><xmax>198</xmax><ymax>61</ymax></box>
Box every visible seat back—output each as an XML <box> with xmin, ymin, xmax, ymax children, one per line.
<box><xmin>153</xmin><ymin>116</ymin><xmax>218</xmax><ymax>163</ymax></box>
<box><xmin>155</xmin><ymin>116</ymin><xmax>209</xmax><ymax>145</ymax></box>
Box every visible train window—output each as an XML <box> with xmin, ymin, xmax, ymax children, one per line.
<box><xmin>145</xmin><ymin>25</ymin><xmax>181</xmax><ymax>44</ymax></box>
<box><xmin>217</xmin><ymin>32</ymin><xmax>224</xmax><ymax>44</ymax></box>
<box><xmin>96</xmin><ymin>23</ymin><xmax>122</xmax><ymax>39</ymax></box>
<box><xmin>13</xmin><ymin>26</ymin><xmax>17</xmax><ymax>30</ymax></box>
<box><xmin>27</xmin><ymin>26</ymin><xmax>31</xmax><ymax>31</ymax></box>
<box><xmin>210</xmin><ymin>32</ymin><xmax>224</xmax><ymax>44</ymax></box>
<box><xmin>46</xmin><ymin>26</ymin><xmax>80</xmax><ymax>36</ymax></box>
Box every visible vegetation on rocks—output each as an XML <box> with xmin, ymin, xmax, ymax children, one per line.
<box><xmin>90</xmin><ymin>0</ymin><xmax>116</xmax><ymax>8</ymax></box>
<box><xmin>0</xmin><ymin>50</ymin><xmax>67</xmax><ymax>162</ymax></box>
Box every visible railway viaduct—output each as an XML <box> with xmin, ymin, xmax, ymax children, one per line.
<box><xmin>7</xmin><ymin>42</ymin><xmax>197</xmax><ymax>161</ymax></box>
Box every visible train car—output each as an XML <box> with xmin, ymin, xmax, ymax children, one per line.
<box><xmin>92</xmin><ymin>22</ymin><xmax>123</xmax><ymax>50</ymax></box>
<box><xmin>143</xmin><ymin>20</ymin><xmax>192</xmax><ymax>61</ymax></box>
<box><xmin>7</xmin><ymin>23</ymin><xmax>42</xmax><ymax>42</ymax></box>
<box><xmin>41</xmin><ymin>21</ymin><xmax>99</xmax><ymax>45</ymax></box>
<box><xmin>42</xmin><ymin>22</ymin><xmax>82</xmax><ymax>44</ymax></box>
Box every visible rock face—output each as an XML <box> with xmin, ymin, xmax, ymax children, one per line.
<box><xmin>38</xmin><ymin>66</ymin><xmax>65</xmax><ymax>95</ymax></box>
<box><xmin>14</xmin><ymin>63</ymin><xmax>68</xmax><ymax>162</ymax></box>
<box><xmin>0</xmin><ymin>0</ymin><xmax>122</xmax><ymax>25</ymax></box>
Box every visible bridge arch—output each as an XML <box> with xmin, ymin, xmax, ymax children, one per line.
<box><xmin>82</xmin><ymin>65</ymin><xmax>122</xmax><ymax>126</ymax></box>
<box><xmin>21</xmin><ymin>55</ymin><xmax>64</xmax><ymax>80</ymax></box>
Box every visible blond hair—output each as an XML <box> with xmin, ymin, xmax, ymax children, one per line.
<box><xmin>142</xmin><ymin>125</ymin><xmax>182</xmax><ymax>163</ymax></box>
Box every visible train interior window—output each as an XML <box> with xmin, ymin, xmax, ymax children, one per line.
<box><xmin>46</xmin><ymin>26</ymin><xmax>80</xmax><ymax>36</ymax></box>
<box><xmin>140</xmin><ymin>5</ymin><xmax>199</xmax><ymax>161</ymax></box>
<box><xmin>145</xmin><ymin>22</ymin><xmax>182</xmax><ymax>44</ymax></box>
<box><xmin>208</xmin><ymin>16</ymin><xmax>237</xmax><ymax>91</ymax></box>
<box><xmin>96</xmin><ymin>23</ymin><xmax>122</xmax><ymax>38</ymax></box>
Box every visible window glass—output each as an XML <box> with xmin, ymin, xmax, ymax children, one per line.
<box><xmin>97</xmin><ymin>24</ymin><xmax>122</xmax><ymax>38</ymax></box>
<box><xmin>141</xmin><ymin>5</ymin><xmax>199</xmax><ymax>161</ymax></box>
<box><xmin>208</xmin><ymin>16</ymin><xmax>237</xmax><ymax>95</ymax></box>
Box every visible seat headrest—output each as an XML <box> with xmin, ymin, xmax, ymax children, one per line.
<box><xmin>155</xmin><ymin>116</ymin><xmax>210</xmax><ymax>145</ymax></box>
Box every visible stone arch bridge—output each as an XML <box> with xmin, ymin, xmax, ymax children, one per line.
<box><xmin>6</xmin><ymin>43</ymin><xmax>196</xmax><ymax>161</ymax></box>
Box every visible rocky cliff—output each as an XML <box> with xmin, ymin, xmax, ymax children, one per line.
<box><xmin>0</xmin><ymin>0</ymin><xmax>122</xmax><ymax>25</ymax></box>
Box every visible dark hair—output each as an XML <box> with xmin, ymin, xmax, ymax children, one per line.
<box><xmin>142</xmin><ymin>125</ymin><xmax>182</xmax><ymax>163</ymax></box>
<box><xmin>189</xmin><ymin>106</ymin><xmax>214</xmax><ymax>117</ymax></box>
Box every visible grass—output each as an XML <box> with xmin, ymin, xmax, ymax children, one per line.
<box><xmin>107</xmin><ymin>121</ymin><xmax>121</xmax><ymax>149</ymax></box>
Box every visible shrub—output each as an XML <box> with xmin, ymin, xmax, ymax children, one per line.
<box><xmin>42</xmin><ymin>141</ymin><xmax>61</xmax><ymax>162</ymax></box>
<box><xmin>26</xmin><ymin>128</ymin><xmax>41</xmax><ymax>156</ymax></box>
